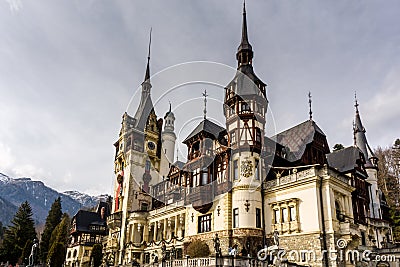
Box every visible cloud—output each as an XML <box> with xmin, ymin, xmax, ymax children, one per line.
<box><xmin>4</xmin><ymin>0</ymin><xmax>22</xmax><ymax>12</ymax></box>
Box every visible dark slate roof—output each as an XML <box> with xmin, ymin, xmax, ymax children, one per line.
<box><xmin>354</xmin><ymin>108</ymin><xmax>375</xmax><ymax>167</ymax></box>
<box><xmin>172</xmin><ymin>161</ymin><xmax>185</xmax><ymax>170</ymax></box>
<box><xmin>183</xmin><ymin>119</ymin><xmax>225</xmax><ymax>143</ymax></box>
<box><xmin>226</xmin><ymin>65</ymin><xmax>266</xmax><ymax>96</ymax></box>
<box><xmin>326</xmin><ymin>146</ymin><xmax>363</xmax><ymax>173</ymax></box>
<box><xmin>74</xmin><ymin>210</ymin><xmax>106</xmax><ymax>232</ymax></box>
<box><xmin>273</xmin><ymin>120</ymin><xmax>326</xmax><ymax>162</ymax></box>
<box><xmin>133</xmin><ymin>93</ymin><xmax>154</xmax><ymax>131</ymax></box>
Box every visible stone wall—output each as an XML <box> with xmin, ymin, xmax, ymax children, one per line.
<box><xmin>276</xmin><ymin>232</ymin><xmax>325</xmax><ymax>267</ymax></box>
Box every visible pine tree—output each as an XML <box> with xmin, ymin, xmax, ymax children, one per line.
<box><xmin>40</xmin><ymin>197</ymin><xmax>62</xmax><ymax>263</ymax></box>
<box><xmin>91</xmin><ymin>244</ymin><xmax>103</xmax><ymax>267</ymax></box>
<box><xmin>0</xmin><ymin>221</ymin><xmax>4</xmax><ymax>241</ymax></box>
<box><xmin>47</xmin><ymin>214</ymin><xmax>70</xmax><ymax>267</ymax></box>
<box><xmin>0</xmin><ymin>201</ymin><xmax>37</xmax><ymax>265</ymax></box>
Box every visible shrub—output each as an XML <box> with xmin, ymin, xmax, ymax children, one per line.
<box><xmin>186</xmin><ymin>240</ymin><xmax>210</xmax><ymax>258</ymax></box>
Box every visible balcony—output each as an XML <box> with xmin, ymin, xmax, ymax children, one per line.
<box><xmin>339</xmin><ymin>221</ymin><xmax>358</xmax><ymax>236</ymax></box>
<box><xmin>187</xmin><ymin>185</ymin><xmax>213</xmax><ymax>213</ymax></box>
<box><xmin>107</xmin><ymin>211</ymin><xmax>122</xmax><ymax>229</ymax></box>
<box><xmin>215</xmin><ymin>181</ymin><xmax>232</xmax><ymax>196</ymax></box>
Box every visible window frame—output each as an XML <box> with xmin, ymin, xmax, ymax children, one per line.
<box><xmin>233</xmin><ymin>160</ymin><xmax>239</xmax><ymax>180</ymax></box>
<box><xmin>198</xmin><ymin>214</ymin><xmax>212</xmax><ymax>233</ymax></box>
<box><xmin>256</xmin><ymin>208</ymin><xmax>261</xmax><ymax>228</ymax></box>
<box><xmin>233</xmin><ymin>208</ymin><xmax>239</xmax><ymax>228</ymax></box>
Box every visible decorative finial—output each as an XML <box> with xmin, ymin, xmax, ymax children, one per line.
<box><xmin>176</xmin><ymin>148</ymin><xmax>179</xmax><ymax>162</ymax></box>
<box><xmin>354</xmin><ymin>91</ymin><xmax>359</xmax><ymax>112</ymax></box>
<box><xmin>202</xmin><ymin>90</ymin><xmax>208</xmax><ymax>119</ymax></box>
<box><xmin>308</xmin><ymin>91</ymin><xmax>312</xmax><ymax>120</ymax></box>
<box><xmin>144</xmin><ymin>28</ymin><xmax>152</xmax><ymax>82</ymax></box>
<box><xmin>169</xmin><ymin>101</ymin><xmax>171</xmax><ymax>113</ymax></box>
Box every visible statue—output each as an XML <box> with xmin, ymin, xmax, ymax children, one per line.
<box><xmin>273</xmin><ymin>230</ymin><xmax>279</xmax><ymax>247</ymax></box>
<box><xmin>161</xmin><ymin>241</ymin><xmax>167</xmax><ymax>261</ymax></box>
<box><xmin>28</xmin><ymin>239</ymin><xmax>39</xmax><ymax>266</ymax></box>
<box><xmin>213</xmin><ymin>234</ymin><xmax>222</xmax><ymax>257</ymax></box>
<box><xmin>170</xmin><ymin>245</ymin><xmax>176</xmax><ymax>260</ymax></box>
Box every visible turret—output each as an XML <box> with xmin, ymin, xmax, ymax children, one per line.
<box><xmin>353</xmin><ymin>96</ymin><xmax>381</xmax><ymax>219</ymax></box>
<box><xmin>224</xmin><ymin>1</ymin><xmax>266</xmax><ymax>231</ymax></box>
<box><xmin>162</xmin><ymin>103</ymin><xmax>176</xmax><ymax>164</ymax></box>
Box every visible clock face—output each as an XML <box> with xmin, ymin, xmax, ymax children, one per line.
<box><xmin>241</xmin><ymin>159</ymin><xmax>253</xmax><ymax>178</ymax></box>
<box><xmin>147</xmin><ymin>141</ymin><xmax>156</xmax><ymax>150</ymax></box>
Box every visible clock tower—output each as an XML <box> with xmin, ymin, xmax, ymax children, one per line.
<box><xmin>224</xmin><ymin>1</ymin><xmax>268</xmax><ymax>245</ymax></box>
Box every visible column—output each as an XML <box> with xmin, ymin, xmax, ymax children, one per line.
<box><xmin>163</xmin><ymin>218</ymin><xmax>167</xmax><ymax>240</ymax></box>
<box><xmin>153</xmin><ymin>222</ymin><xmax>157</xmax><ymax>241</ymax></box>
<box><xmin>130</xmin><ymin>224</ymin><xmax>134</xmax><ymax>242</ymax></box>
<box><xmin>143</xmin><ymin>223</ymin><xmax>148</xmax><ymax>242</ymax></box>
<box><xmin>174</xmin><ymin>215</ymin><xmax>178</xmax><ymax>238</ymax></box>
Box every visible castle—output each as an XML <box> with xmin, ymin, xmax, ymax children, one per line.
<box><xmin>101</xmin><ymin>3</ymin><xmax>392</xmax><ymax>267</ymax></box>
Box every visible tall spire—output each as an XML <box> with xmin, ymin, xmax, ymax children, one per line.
<box><xmin>144</xmin><ymin>28</ymin><xmax>152</xmax><ymax>82</ymax></box>
<box><xmin>354</xmin><ymin>91</ymin><xmax>359</xmax><ymax>113</ymax></box>
<box><xmin>134</xmin><ymin>29</ymin><xmax>154</xmax><ymax>130</ymax></box>
<box><xmin>308</xmin><ymin>91</ymin><xmax>313</xmax><ymax>120</ymax></box>
<box><xmin>353</xmin><ymin>95</ymin><xmax>376</xmax><ymax>167</ymax></box>
<box><xmin>236</xmin><ymin>1</ymin><xmax>253</xmax><ymax>66</ymax></box>
<box><xmin>241</xmin><ymin>1</ymin><xmax>250</xmax><ymax>48</ymax></box>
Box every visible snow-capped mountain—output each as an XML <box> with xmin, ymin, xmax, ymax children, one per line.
<box><xmin>0</xmin><ymin>173</ymin><xmax>109</xmax><ymax>226</ymax></box>
<box><xmin>63</xmin><ymin>190</ymin><xmax>109</xmax><ymax>209</ymax></box>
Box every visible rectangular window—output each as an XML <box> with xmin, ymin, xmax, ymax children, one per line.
<box><xmin>233</xmin><ymin>208</ymin><xmax>239</xmax><ymax>228</ymax></box>
<box><xmin>231</xmin><ymin>131</ymin><xmax>236</xmax><ymax>144</ymax></box>
<box><xmin>274</xmin><ymin>209</ymin><xmax>280</xmax><ymax>224</ymax></box>
<box><xmin>229</xmin><ymin>104</ymin><xmax>236</xmax><ymax>115</ymax></box>
<box><xmin>193</xmin><ymin>168</ymin><xmax>200</xmax><ymax>187</ymax></box>
<box><xmin>241</xmin><ymin>102</ymin><xmax>250</xmax><ymax>112</ymax></box>
<box><xmin>282</xmin><ymin>208</ymin><xmax>287</xmax><ymax>223</ymax></box>
<box><xmin>201</xmin><ymin>169</ymin><xmax>208</xmax><ymax>185</ymax></box>
<box><xmin>233</xmin><ymin>160</ymin><xmax>239</xmax><ymax>180</ymax></box>
<box><xmin>361</xmin><ymin>232</ymin><xmax>366</xmax><ymax>246</ymax></box>
<box><xmin>255</xmin><ymin>159</ymin><xmax>259</xmax><ymax>180</ymax></box>
<box><xmin>140</xmin><ymin>202</ymin><xmax>149</xmax><ymax>211</ymax></box>
<box><xmin>256</xmin><ymin>208</ymin><xmax>261</xmax><ymax>228</ymax></box>
<box><xmin>198</xmin><ymin>214</ymin><xmax>211</xmax><ymax>233</ymax></box>
<box><xmin>289</xmin><ymin>206</ymin><xmax>295</xmax><ymax>221</ymax></box>
<box><xmin>256</xmin><ymin>129</ymin><xmax>261</xmax><ymax>143</ymax></box>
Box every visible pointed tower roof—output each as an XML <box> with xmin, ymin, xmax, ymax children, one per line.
<box><xmin>236</xmin><ymin>1</ymin><xmax>254</xmax><ymax>67</ymax></box>
<box><xmin>133</xmin><ymin>29</ymin><xmax>155</xmax><ymax>131</ymax></box>
<box><xmin>237</xmin><ymin>1</ymin><xmax>252</xmax><ymax>53</ymax></box>
<box><xmin>226</xmin><ymin>1</ymin><xmax>266</xmax><ymax>98</ymax></box>
<box><xmin>353</xmin><ymin>97</ymin><xmax>376</xmax><ymax>167</ymax></box>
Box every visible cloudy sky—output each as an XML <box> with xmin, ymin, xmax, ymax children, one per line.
<box><xmin>1</xmin><ymin>0</ymin><xmax>399</xmax><ymax>195</ymax></box>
